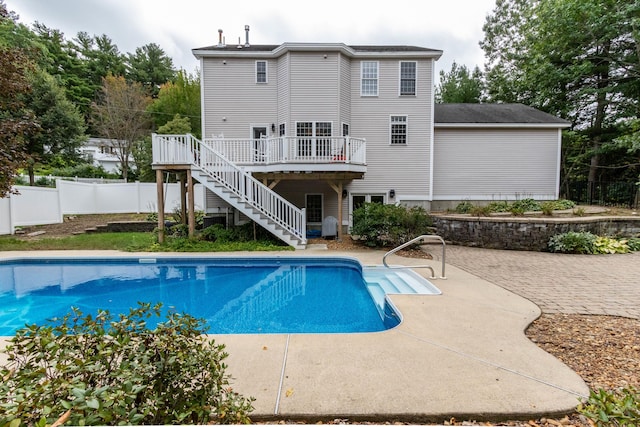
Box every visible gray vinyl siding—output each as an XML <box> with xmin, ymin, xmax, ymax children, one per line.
<box><xmin>274</xmin><ymin>181</ymin><xmax>347</xmax><ymax>225</ymax></box>
<box><xmin>433</xmin><ymin>128</ymin><xmax>560</xmax><ymax>199</ymax></box>
<box><xmin>202</xmin><ymin>57</ymin><xmax>277</xmax><ymax>139</ymax></box>
<box><xmin>339</xmin><ymin>54</ymin><xmax>351</xmax><ymax>127</ymax></box>
<box><xmin>289</xmin><ymin>53</ymin><xmax>340</xmax><ymax>125</ymax></box>
<box><xmin>348</xmin><ymin>58</ymin><xmax>433</xmax><ymax>199</ymax></box>
<box><xmin>276</xmin><ymin>53</ymin><xmax>290</xmax><ymax>130</ymax></box>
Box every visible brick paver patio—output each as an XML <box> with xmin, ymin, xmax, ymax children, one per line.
<box><xmin>431</xmin><ymin>246</ymin><xmax>640</xmax><ymax>319</ymax></box>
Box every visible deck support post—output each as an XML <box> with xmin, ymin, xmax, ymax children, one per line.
<box><xmin>156</xmin><ymin>169</ymin><xmax>165</xmax><ymax>243</ymax></box>
<box><xmin>187</xmin><ymin>169</ymin><xmax>195</xmax><ymax>237</ymax></box>
<box><xmin>329</xmin><ymin>181</ymin><xmax>344</xmax><ymax>241</ymax></box>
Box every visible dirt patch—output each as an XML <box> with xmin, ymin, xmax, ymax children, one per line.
<box><xmin>14</xmin><ymin>213</ymin><xmax>149</xmax><ymax>239</ymax></box>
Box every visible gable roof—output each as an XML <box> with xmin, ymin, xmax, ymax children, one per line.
<box><xmin>193</xmin><ymin>43</ymin><xmax>442</xmax><ymax>59</ymax></box>
<box><xmin>434</xmin><ymin>104</ymin><xmax>570</xmax><ymax>128</ymax></box>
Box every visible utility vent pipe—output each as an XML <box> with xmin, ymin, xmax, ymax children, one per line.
<box><xmin>217</xmin><ymin>29</ymin><xmax>225</xmax><ymax>47</ymax></box>
<box><xmin>244</xmin><ymin>25</ymin><xmax>250</xmax><ymax>47</ymax></box>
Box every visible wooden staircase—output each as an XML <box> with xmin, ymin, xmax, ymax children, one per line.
<box><xmin>153</xmin><ymin>134</ymin><xmax>307</xmax><ymax>249</ymax></box>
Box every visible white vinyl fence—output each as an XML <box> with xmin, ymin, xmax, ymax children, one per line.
<box><xmin>0</xmin><ymin>180</ymin><xmax>205</xmax><ymax>235</ymax></box>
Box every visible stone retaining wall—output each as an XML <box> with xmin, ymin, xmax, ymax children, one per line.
<box><xmin>432</xmin><ymin>215</ymin><xmax>640</xmax><ymax>251</ymax></box>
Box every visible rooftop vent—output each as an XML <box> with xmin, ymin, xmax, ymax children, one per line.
<box><xmin>244</xmin><ymin>25</ymin><xmax>250</xmax><ymax>47</ymax></box>
<box><xmin>217</xmin><ymin>29</ymin><xmax>225</xmax><ymax>47</ymax></box>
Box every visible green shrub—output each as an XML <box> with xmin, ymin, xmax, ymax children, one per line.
<box><xmin>351</xmin><ymin>202</ymin><xmax>433</xmax><ymax>247</ymax></box>
<box><xmin>548</xmin><ymin>231</ymin><xmax>597</xmax><ymax>254</ymax></box>
<box><xmin>540</xmin><ymin>201</ymin><xmax>555</xmax><ymax>216</ymax></box>
<box><xmin>454</xmin><ymin>201</ymin><xmax>474</xmax><ymax>214</ymax></box>
<box><xmin>593</xmin><ymin>236</ymin><xmax>630</xmax><ymax>254</ymax></box>
<box><xmin>549</xmin><ymin>199</ymin><xmax>575</xmax><ymax>210</ymax></box>
<box><xmin>469</xmin><ymin>205</ymin><xmax>492</xmax><ymax>217</ymax></box>
<box><xmin>510</xmin><ymin>198</ymin><xmax>541</xmax><ymax>212</ymax></box>
<box><xmin>628</xmin><ymin>238</ymin><xmax>640</xmax><ymax>251</ymax></box>
<box><xmin>0</xmin><ymin>303</ymin><xmax>254</xmax><ymax>426</ymax></box>
<box><xmin>486</xmin><ymin>201</ymin><xmax>510</xmax><ymax>213</ymax></box>
<box><xmin>578</xmin><ymin>387</ymin><xmax>640</xmax><ymax>426</ymax></box>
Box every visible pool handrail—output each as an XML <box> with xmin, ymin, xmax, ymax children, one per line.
<box><xmin>382</xmin><ymin>234</ymin><xmax>446</xmax><ymax>279</ymax></box>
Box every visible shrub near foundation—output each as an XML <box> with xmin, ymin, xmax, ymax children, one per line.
<box><xmin>0</xmin><ymin>303</ymin><xmax>254</xmax><ymax>426</ymax></box>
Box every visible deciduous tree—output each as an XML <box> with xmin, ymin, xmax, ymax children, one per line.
<box><xmin>147</xmin><ymin>70</ymin><xmax>200</xmax><ymax>136</ymax></box>
<box><xmin>92</xmin><ymin>75</ymin><xmax>151</xmax><ymax>181</ymax></box>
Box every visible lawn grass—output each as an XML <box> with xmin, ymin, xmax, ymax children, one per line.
<box><xmin>0</xmin><ymin>232</ymin><xmax>293</xmax><ymax>252</ymax></box>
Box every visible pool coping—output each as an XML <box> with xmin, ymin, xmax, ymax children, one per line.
<box><xmin>0</xmin><ymin>249</ymin><xmax>589</xmax><ymax>423</ymax></box>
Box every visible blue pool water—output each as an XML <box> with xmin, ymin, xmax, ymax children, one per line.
<box><xmin>0</xmin><ymin>257</ymin><xmax>421</xmax><ymax>335</ymax></box>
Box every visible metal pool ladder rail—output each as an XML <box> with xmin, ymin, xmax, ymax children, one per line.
<box><xmin>382</xmin><ymin>234</ymin><xmax>446</xmax><ymax>279</ymax></box>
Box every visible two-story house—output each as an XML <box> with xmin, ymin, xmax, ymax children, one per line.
<box><xmin>152</xmin><ymin>30</ymin><xmax>568</xmax><ymax>249</ymax></box>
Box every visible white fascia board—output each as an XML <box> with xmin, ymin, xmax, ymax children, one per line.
<box><xmin>434</xmin><ymin>123</ymin><xmax>570</xmax><ymax>129</ymax></box>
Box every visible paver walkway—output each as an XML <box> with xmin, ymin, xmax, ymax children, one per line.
<box><xmin>431</xmin><ymin>246</ymin><xmax>640</xmax><ymax>319</ymax></box>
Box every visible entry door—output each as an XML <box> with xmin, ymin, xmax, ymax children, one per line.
<box><xmin>253</xmin><ymin>126</ymin><xmax>267</xmax><ymax>162</ymax></box>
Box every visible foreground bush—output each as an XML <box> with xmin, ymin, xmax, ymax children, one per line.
<box><xmin>351</xmin><ymin>202</ymin><xmax>433</xmax><ymax>247</ymax></box>
<box><xmin>548</xmin><ymin>231</ymin><xmax>638</xmax><ymax>254</ymax></box>
<box><xmin>578</xmin><ymin>387</ymin><xmax>640</xmax><ymax>426</ymax></box>
<box><xmin>0</xmin><ymin>303</ymin><xmax>254</xmax><ymax>426</ymax></box>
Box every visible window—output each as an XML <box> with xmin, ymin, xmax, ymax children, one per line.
<box><xmin>390</xmin><ymin>115</ymin><xmax>408</xmax><ymax>145</ymax></box>
<box><xmin>315</xmin><ymin>122</ymin><xmax>332</xmax><ymax>157</ymax></box>
<box><xmin>296</xmin><ymin>122</ymin><xmax>313</xmax><ymax>156</ymax></box>
<box><xmin>306</xmin><ymin>194</ymin><xmax>323</xmax><ymax>223</ymax></box>
<box><xmin>279</xmin><ymin>123</ymin><xmax>286</xmax><ymax>136</ymax></box>
<box><xmin>256</xmin><ymin>61</ymin><xmax>267</xmax><ymax>83</ymax></box>
<box><xmin>360</xmin><ymin>61</ymin><xmax>378</xmax><ymax>96</ymax></box>
<box><xmin>342</xmin><ymin>123</ymin><xmax>349</xmax><ymax>137</ymax></box>
<box><xmin>400</xmin><ymin>61</ymin><xmax>416</xmax><ymax>96</ymax></box>
<box><xmin>296</xmin><ymin>122</ymin><xmax>332</xmax><ymax>157</ymax></box>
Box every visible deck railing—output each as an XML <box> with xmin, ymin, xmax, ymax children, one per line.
<box><xmin>202</xmin><ymin>136</ymin><xmax>366</xmax><ymax>166</ymax></box>
<box><xmin>152</xmin><ymin>133</ymin><xmax>306</xmax><ymax>243</ymax></box>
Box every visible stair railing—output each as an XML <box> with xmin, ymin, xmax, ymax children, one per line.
<box><xmin>154</xmin><ymin>134</ymin><xmax>306</xmax><ymax>244</ymax></box>
<box><xmin>382</xmin><ymin>235</ymin><xmax>446</xmax><ymax>279</ymax></box>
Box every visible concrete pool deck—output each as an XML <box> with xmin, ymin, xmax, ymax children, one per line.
<box><xmin>0</xmin><ymin>249</ymin><xmax>589</xmax><ymax>423</ymax></box>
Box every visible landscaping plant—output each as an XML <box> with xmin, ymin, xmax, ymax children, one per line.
<box><xmin>578</xmin><ymin>387</ymin><xmax>640</xmax><ymax>426</ymax></box>
<box><xmin>351</xmin><ymin>202</ymin><xmax>433</xmax><ymax>247</ymax></box>
<box><xmin>0</xmin><ymin>303</ymin><xmax>254</xmax><ymax>426</ymax></box>
<box><xmin>547</xmin><ymin>231</ymin><xmax>597</xmax><ymax>254</ymax></box>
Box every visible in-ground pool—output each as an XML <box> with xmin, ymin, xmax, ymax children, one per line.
<box><xmin>0</xmin><ymin>256</ymin><xmax>440</xmax><ymax>335</ymax></box>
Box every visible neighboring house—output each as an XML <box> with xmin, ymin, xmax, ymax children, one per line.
<box><xmin>151</xmin><ymin>32</ymin><xmax>569</xmax><ymax>248</ymax></box>
<box><xmin>81</xmin><ymin>138</ymin><xmax>134</xmax><ymax>175</ymax></box>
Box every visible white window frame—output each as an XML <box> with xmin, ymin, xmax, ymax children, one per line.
<box><xmin>399</xmin><ymin>61</ymin><xmax>417</xmax><ymax>96</ymax></box>
<box><xmin>256</xmin><ymin>60</ymin><xmax>267</xmax><ymax>83</ymax></box>
<box><xmin>305</xmin><ymin>193</ymin><xmax>324</xmax><ymax>224</ymax></box>
<box><xmin>360</xmin><ymin>61</ymin><xmax>378</xmax><ymax>96</ymax></box>
<box><xmin>389</xmin><ymin>115</ymin><xmax>408</xmax><ymax>145</ymax></box>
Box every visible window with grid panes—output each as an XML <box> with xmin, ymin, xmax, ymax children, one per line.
<box><xmin>256</xmin><ymin>61</ymin><xmax>267</xmax><ymax>83</ymax></box>
<box><xmin>361</xmin><ymin>61</ymin><xmax>378</xmax><ymax>96</ymax></box>
<box><xmin>306</xmin><ymin>194</ymin><xmax>322</xmax><ymax>223</ymax></box>
<box><xmin>400</xmin><ymin>62</ymin><xmax>416</xmax><ymax>96</ymax></box>
<box><xmin>390</xmin><ymin>115</ymin><xmax>407</xmax><ymax>145</ymax></box>
<box><xmin>279</xmin><ymin>123</ymin><xmax>285</xmax><ymax>136</ymax></box>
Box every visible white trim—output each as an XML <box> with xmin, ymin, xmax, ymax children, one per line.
<box><xmin>435</xmin><ymin>123</ymin><xmax>570</xmax><ymax>129</ymax></box>
<box><xmin>389</xmin><ymin>114</ymin><xmax>408</xmax><ymax>145</ymax></box>
<box><xmin>255</xmin><ymin>60</ymin><xmax>268</xmax><ymax>84</ymax></box>
<box><xmin>555</xmin><ymin>129</ymin><xmax>562</xmax><ymax>199</ymax></box>
<box><xmin>396</xmin><ymin>195</ymin><xmax>432</xmax><ymax>202</ymax></box>
<box><xmin>199</xmin><ymin>57</ymin><xmax>206</xmax><ymax>139</ymax></box>
<box><xmin>429</xmin><ymin>58</ymin><xmax>435</xmax><ymax>203</ymax></box>
<box><xmin>305</xmin><ymin>193</ymin><xmax>324</xmax><ymax>224</ymax></box>
<box><xmin>432</xmin><ymin>195</ymin><xmax>557</xmax><ymax>201</ymax></box>
<box><xmin>398</xmin><ymin>61</ymin><xmax>417</xmax><ymax>97</ymax></box>
<box><xmin>360</xmin><ymin>61</ymin><xmax>379</xmax><ymax>97</ymax></box>
<box><xmin>193</xmin><ymin>43</ymin><xmax>443</xmax><ymax>60</ymax></box>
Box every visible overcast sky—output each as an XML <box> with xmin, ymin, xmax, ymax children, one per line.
<box><xmin>6</xmin><ymin>0</ymin><xmax>496</xmax><ymax>76</ymax></box>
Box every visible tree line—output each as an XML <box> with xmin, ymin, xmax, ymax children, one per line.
<box><xmin>436</xmin><ymin>0</ymin><xmax>639</xmax><ymax>198</ymax></box>
<box><xmin>0</xmin><ymin>0</ymin><xmax>200</xmax><ymax>196</ymax></box>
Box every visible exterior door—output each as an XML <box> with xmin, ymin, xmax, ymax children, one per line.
<box><xmin>253</xmin><ymin>126</ymin><xmax>267</xmax><ymax>162</ymax></box>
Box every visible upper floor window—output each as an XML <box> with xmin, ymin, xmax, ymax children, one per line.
<box><xmin>256</xmin><ymin>61</ymin><xmax>267</xmax><ymax>83</ymax></box>
<box><xmin>279</xmin><ymin>123</ymin><xmax>286</xmax><ymax>136</ymax></box>
<box><xmin>361</xmin><ymin>61</ymin><xmax>378</xmax><ymax>96</ymax></box>
<box><xmin>390</xmin><ymin>115</ymin><xmax>408</xmax><ymax>145</ymax></box>
<box><xmin>400</xmin><ymin>61</ymin><xmax>416</xmax><ymax>96</ymax></box>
